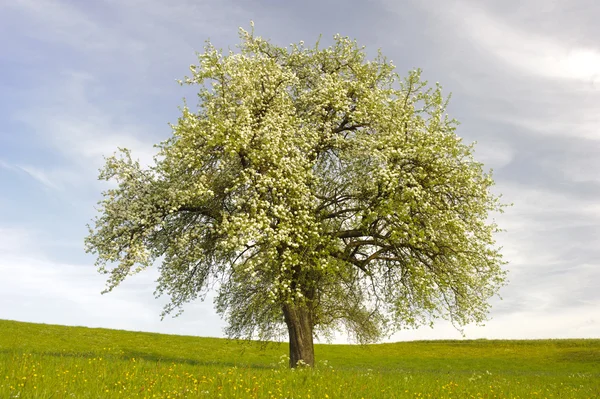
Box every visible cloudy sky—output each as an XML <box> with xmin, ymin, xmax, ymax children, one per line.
<box><xmin>1</xmin><ymin>0</ymin><xmax>598</xmax><ymax>342</ymax></box>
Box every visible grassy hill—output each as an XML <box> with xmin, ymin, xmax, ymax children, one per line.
<box><xmin>1</xmin><ymin>319</ymin><xmax>599</xmax><ymax>398</ymax></box>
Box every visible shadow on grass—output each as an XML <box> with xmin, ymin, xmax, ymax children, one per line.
<box><xmin>557</xmin><ymin>349</ymin><xmax>600</xmax><ymax>363</ymax></box>
<box><xmin>3</xmin><ymin>348</ymin><xmax>599</xmax><ymax>377</ymax></box>
<box><xmin>0</xmin><ymin>348</ymin><xmax>276</xmax><ymax>370</ymax></box>
<box><xmin>119</xmin><ymin>349</ymin><xmax>276</xmax><ymax>370</ymax></box>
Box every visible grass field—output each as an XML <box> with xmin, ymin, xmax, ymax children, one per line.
<box><xmin>1</xmin><ymin>319</ymin><xmax>599</xmax><ymax>398</ymax></box>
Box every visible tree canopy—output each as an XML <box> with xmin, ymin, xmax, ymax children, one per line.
<box><xmin>85</xmin><ymin>24</ymin><xmax>508</xmax><ymax>367</ymax></box>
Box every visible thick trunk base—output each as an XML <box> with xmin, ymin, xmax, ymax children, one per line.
<box><xmin>282</xmin><ymin>303</ymin><xmax>314</xmax><ymax>368</ymax></box>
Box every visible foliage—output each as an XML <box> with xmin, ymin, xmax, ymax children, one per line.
<box><xmin>85</xmin><ymin>24</ymin><xmax>507</xmax><ymax>346</ymax></box>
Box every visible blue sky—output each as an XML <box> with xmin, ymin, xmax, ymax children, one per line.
<box><xmin>1</xmin><ymin>0</ymin><xmax>599</xmax><ymax>341</ymax></box>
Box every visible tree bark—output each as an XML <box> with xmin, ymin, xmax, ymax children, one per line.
<box><xmin>282</xmin><ymin>303</ymin><xmax>315</xmax><ymax>368</ymax></box>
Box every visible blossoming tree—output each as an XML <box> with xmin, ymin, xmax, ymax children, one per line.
<box><xmin>85</xmin><ymin>25</ymin><xmax>508</xmax><ymax>367</ymax></box>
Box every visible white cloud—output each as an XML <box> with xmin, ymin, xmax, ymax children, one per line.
<box><xmin>11</xmin><ymin>71</ymin><xmax>160</xmax><ymax>192</ymax></box>
<box><xmin>1</xmin><ymin>0</ymin><xmax>248</xmax><ymax>72</ymax></box>
<box><xmin>387</xmin><ymin>0</ymin><xmax>600</xmax><ymax>142</ymax></box>
<box><xmin>1</xmin><ymin>0</ymin><xmax>146</xmax><ymax>54</ymax></box>
<box><xmin>0</xmin><ymin>226</ymin><xmax>226</xmax><ymax>336</ymax></box>
<box><xmin>473</xmin><ymin>139</ymin><xmax>515</xmax><ymax>170</ymax></box>
<box><xmin>452</xmin><ymin>2</ymin><xmax>600</xmax><ymax>142</ymax></box>
<box><xmin>0</xmin><ymin>226</ymin><xmax>36</xmax><ymax>252</ymax></box>
<box><xmin>390</xmin><ymin>304</ymin><xmax>600</xmax><ymax>341</ymax></box>
<box><xmin>0</xmin><ymin>159</ymin><xmax>16</xmax><ymax>173</ymax></box>
<box><xmin>498</xmin><ymin>111</ymin><xmax>600</xmax><ymax>141</ymax></box>
<box><xmin>492</xmin><ymin>182</ymin><xmax>600</xmax><ymax>266</ymax></box>
<box><xmin>15</xmin><ymin>165</ymin><xmax>62</xmax><ymax>190</ymax></box>
<box><xmin>555</xmin><ymin>151</ymin><xmax>600</xmax><ymax>184</ymax></box>
<box><xmin>0</xmin><ymin>253</ymin><xmax>157</xmax><ymax>331</ymax></box>
<box><xmin>449</xmin><ymin>2</ymin><xmax>600</xmax><ymax>85</ymax></box>
<box><xmin>1</xmin><ymin>160</ymin><xmax>73</xmax><ymax>191</ymax></box>
<box><xmin>497</xmin><ymin>181</ymin><xmax>600</xmax><ymax>220</ymax></box>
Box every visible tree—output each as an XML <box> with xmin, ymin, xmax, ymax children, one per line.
<box><xmin>85</xmin><ymin>24</ymin><xmax>508</xmax><ymax>368</ymax></box>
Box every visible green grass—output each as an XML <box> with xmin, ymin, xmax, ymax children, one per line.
<box><xmin>1</xmin><ymin>319</ymin><xmax>599</xmax><ymax>398</ymax></box>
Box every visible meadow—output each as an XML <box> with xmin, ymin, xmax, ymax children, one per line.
<box><xmin>0</xmin><ymin>319</ymin><xmax>598</xmax><ymax>398</ymax></box>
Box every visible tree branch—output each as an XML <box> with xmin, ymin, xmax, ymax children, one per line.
<box><xmin>320</xmin><ymin>207</ymin><xmax>362</xmax><ymax>220</ymax></box>
<box><xmin>334</xmin><ymin>229</ymin><xmax>367</xmax><ymax>238</ymax></box>
<box><xmin>178</xmin><ymin>205</ymin><xmax>220</xmax><ymax>220</ymax></box>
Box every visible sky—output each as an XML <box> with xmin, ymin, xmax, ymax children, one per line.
<box><xmin>0</xmin><ymin>0</ymin><xmax>599</xmax><ymax>342</ymax></box>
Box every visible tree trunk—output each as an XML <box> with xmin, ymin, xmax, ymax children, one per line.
<box><xmin>282</xmin><ymin>303</ymin><xmax>315</xmax><ymax>368</ymax></box>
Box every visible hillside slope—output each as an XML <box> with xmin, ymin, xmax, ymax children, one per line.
<box><xmin>1</xmin><ymin>319</ymin><xmax>599</xmax><ymax>398</ymax></box>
